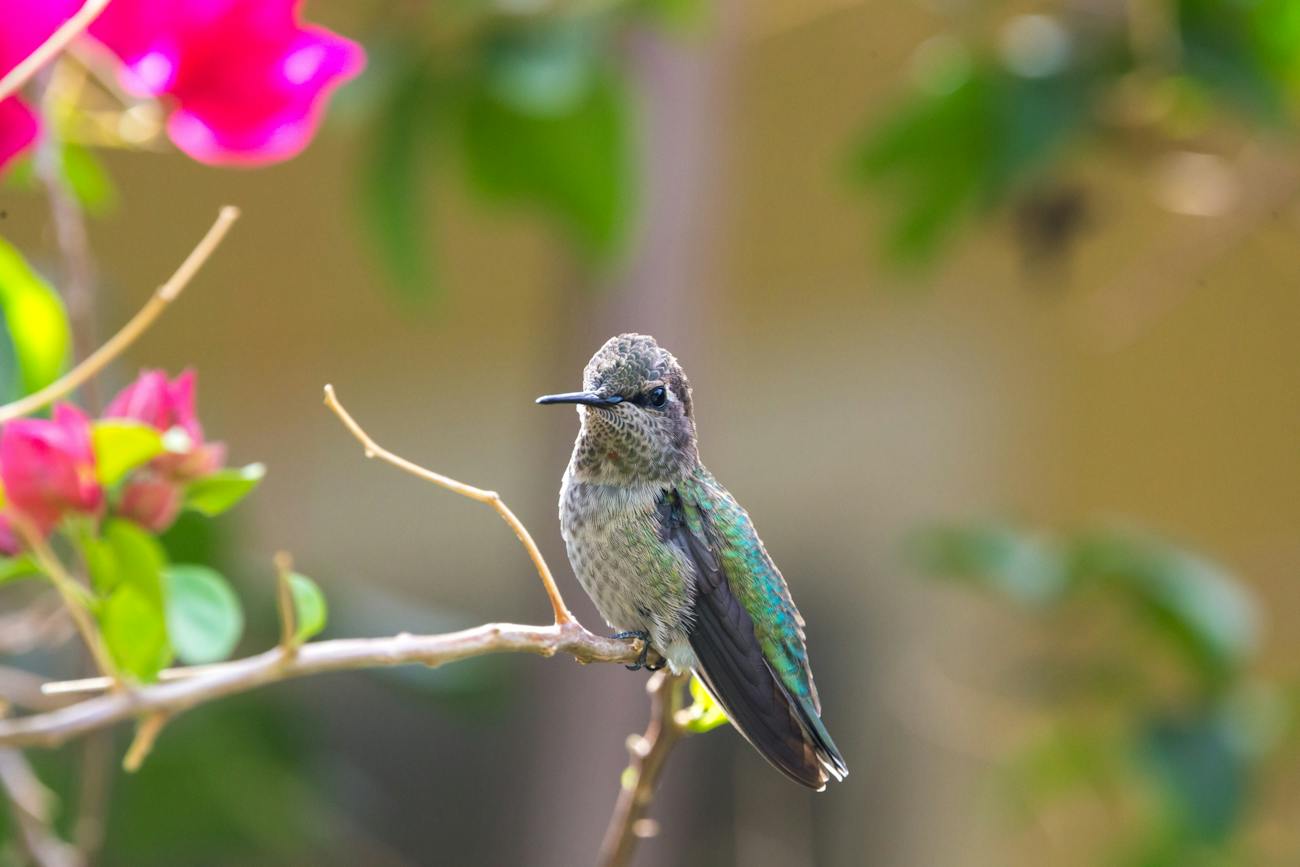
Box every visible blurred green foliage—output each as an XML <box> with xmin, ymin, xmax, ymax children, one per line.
<box><xmin>0</xmin><ymin>237</ymin><xmax>69</xmax><ymax>400</ymax></box>
<box><xmin>356</xmin><ymin>8</ymin><xmax>663</xmax><ymax>300</ymax></box>
<box><xmin>912</xmin><ymin>522</ymin><xmax>1296</xmax><ymax>866</ymax></box>
<box><xmin>854</xmin><ymin>0</ymin><xmax>1300</xmax><ymax>264</ymax></box>
<box><xmin>681</xmin><ymin>673</ymin><xmax>730</xmax><ymax>733</ymax></box>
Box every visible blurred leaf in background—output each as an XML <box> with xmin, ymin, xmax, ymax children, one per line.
<box><xmin>853</xmin><ymin>0</ymin><xmax>1300</xmax><ymax>267</ymax></box>
<box><xmin>355</xmin><ymin>10</ymin><xmax>643</xmax><ymax>303</ymax></box>
<box><xmin>0</xmin><ymin>237</ymin><xmax>70</xmax><ymax>401</ymax></box>
<box><xmin>913</xmin><ymin>520</ymin><xmax>1285</xmax><ymax>866</ymax></box>
<box><xmin>461</xmin><ymin>20</ymin><xmax>635</xmax><ymax>259</ymax></box>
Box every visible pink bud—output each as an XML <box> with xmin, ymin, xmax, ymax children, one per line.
<box><xmin>168</xmin><ymin>440</ymin><xmax>226</xmax><ymax>481</ymax></box>
<box><xmin>0</xmin><ymin>512</ymin><xmax>22</xmax><ymax>556</ymax></box>
<box><xmin>104</xmin><ymin>369</ymin><xmax>169</xmax><ymax>429</ymax></box>
<box><xmin>0</xmin><ymin>404</ymin><xmax>102</xmax><ymax>533</ymax></box>
<box><xmin>118</xmin><ymin>475</ymin><xmax>183</xmax><ymax>533</ymax></box>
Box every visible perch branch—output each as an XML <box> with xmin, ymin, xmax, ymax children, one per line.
<box><xmin>0</xmin><ymin>206</ymin><xmax>239</xmax><ymax>424</ymax></box>
<box><xmin>0</xmin><ymin>0</ymin><xmax>111</xmax><ymax>103</ymax></box>
<box><xmin>323</xmin><ymin>384</ymin><xmax>576</xmax><ymax>625</ymax></box>
<box><xmin>5</xmin><ymin>388</ymin><xmax>641</xmax><ymax>750</ymax></box>
<box><xmin>3</xmin><ymin>623</ymin><xmax>637</xmax><ymax>749</ymax></box>
<box><xmin>598</xmin><ymin>672</ymin><xmax>690</xmax><ymax>867</ymax></box>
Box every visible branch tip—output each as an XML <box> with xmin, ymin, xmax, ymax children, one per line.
<box><xmin>323</xmin><ymin>385</ymin><xmax>578</xmax><ymax>626</ymax></box>
<box><xmin>0</xmin><ymin>205</ymin><xmax>238</xmax><ymax>423</ymax></box>
<box><xmin>122</xmin><ymin>712</ymin><xmax>167</xmax><ymax>773</ymax></box>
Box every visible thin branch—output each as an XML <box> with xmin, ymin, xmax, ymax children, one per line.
<box><xmin>0</xmin><ymin>666</ymin><xmax>72</xmax><ymax>712</ymax></box>
<box><xmin>0</xmin><ymin>0</ymin><xmax>111</xmax><ymax>103</ymax></box>
<box><xmin>273</xmin><ymin>551</ymin><xmax>299</xmax><ymax>654</ymax></box>
<box><xmin>0</xmin><ymin>598</ymin><xmax>73</xmax><ymax>657</ymax></box>
<box><xmin>12</xmin><ymin>517</ymin><xmax>118</xmax><ymax>685</ymax></box>
<box><xmin>323</xmin><ymin>384</ymin><xmax>576</xmax><ymax>625</ymax></box>
<box><xmin>1</xmin><ymin>622</ymin><xmax>638</xmax><ymax>749</ymax></box>
<box><xmin>36</xmin><ymin>65</ymin><xmax>100</xmax><ymax>403</ymax></box>
<box><xmin>0</xmin><ymin>206</ymin><xmax>240</xmax><ymax>424</ymax></box>
<box><xmin>0</xmin><ymin>749</ymin><xmax>84</xmax><ymax>867</ymax></box>
<box><xmin>120</xmin><ymin>712</ymin><xmax>166</xmax><ymax>772</ymax></box>
<box><xmin>598</xmin><ymin>672</ymin><xmax>689</xmax><ymax>867</ymax></box>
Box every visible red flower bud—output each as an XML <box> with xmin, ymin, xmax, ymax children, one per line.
<box><xmin>106</xmin><ymin>369</ymin><xmax>226</xmax><ymax>481</ymax></box>
<box><xmin>0</xmin><ymin>404</ymin><xmax>102</xmax><ymax>534</ymax></box>
<box><xmin>0</xmin><ymin>512</ymin><xmax>22</xmax><ymax>556</ymax></box>
<box><xmin>118</xmin><ymin>474</ymin><xmax>183</xmax><ymax>534</ymax></box>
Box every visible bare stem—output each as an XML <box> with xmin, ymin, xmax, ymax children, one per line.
<box><xmin>12</xmin><ymin>518</ymin><xmax>118</xmax><ymax>686</ymax></box>
<box><xmin>121</xmin><ymin>712</ymin><xmax>167</xmax><ymax>772</ymax></box>
<box><xmin>35</xmin><ymin>68</ymin><xmax>100</xmax><ymax>401</ymax></box>
<box><xmin>274</xmin><ymin>552</ymin><xmax>299</xmax><ymax>654</ymax></box>
<box><xmin>0</xmin><ymin>749</ymin><xmax>84</xmax><ymax>867</ymax></box>
<box><xmin>0</xmin><ymin>206</ymin><xmax>240</xmax><ymax>424</ymax></box>
<box><xmin>323</xmin><ymin>384</ymin><xmax>576</xmax><ymax>625</ymax></box>
<box><xmin>0</xmin><ymin>0</ymin><xmax>111</xmax><ymax>103</ymax></box>
<box><xmin>598</xmin><ymin>672</ymin><xmax>689</xmax><ymax>867</ymax></box>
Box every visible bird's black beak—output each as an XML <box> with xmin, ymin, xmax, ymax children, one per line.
<box><xmin>535</xmin><ymin>391</ymin><xmax>624</xmax><ymax>407</ymax></box>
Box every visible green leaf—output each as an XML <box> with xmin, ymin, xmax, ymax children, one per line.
<box><xmin>851</xmin><ymin>52</ymin><xmax>1112</xmax><ymax>264</ymax></box>
<box><xmin>0</xmin><ymin>236</ymin><xmax>70</xmax><ymax>394</ymax></box>
<box><xmin>362</xmin><ymin>62</ymin><xmax>441</xmax><ymax>300</ymax></box>
<box><xmin>1070</xmin><ymin>531</ymin><xmax>1258</xmax><ymax>685</ymax></box>
<box><xmin>998</xmin><ymin>725</ymin><xmax>1125</xmax><ymax>820</ymax></box>
<box><xmin>101</xmin><ymin>582</ymin><xmax>172</xmax><ymax>681</ymax></box>
<box><xmin>481</xmin><ymin>20</ymin><xmax>600</xmax><ymax>115</ymax></box>
<box><xmin>183</xmin><ymin>464</ymin><xmax>266</xmax><ymax>516</ymax></box>
<box><xmin>83</xmin><ymin>518</ymin><xmax>168</xmax><ymax>600</ymax></box>
<box><xmin>680</xmin><ymin>674</ymin><xmax>729</xmax><ymax>733</ymax></box>
<box><xmin>1138</xmin><ymin>710</ymin><xmax>1250</xmax><ymax>842</ymax></box>
<box><xmin>91</xmin><ymin>420</ymin><xmax>164</xmax><ymax>486</ymax></box>
<box><xmin>88</xmin><ymin>524</ymin><xmax>172</xmax><ymax>681</ymax></box>
<box><xmin>635</xmin><ymin>0</ymin><xmax>709</xmax><ymax>33</ymax></box>
<box><xmin>0</xmin><ymin>554</ymin><xmax>41</xmax><ymax>585</ymax></box>
<box><xmin>909</xmin><ymin>522</ymin><xmax>1070</xmax><ymax>606</ymax></box>
<box><xmin>165</xmin><ymin>565</ymin><xmax>244</xmax><ymax>664</ymax></box>
<box><xmin>1177</xmin><ymin>0</ymin><xmax>1287</xmax><ymax>123</ymax></box>
<box><xmin>288</xmin><ymin>572</ymin><xmax>327</xmax><ymax>642</ymax></box>
<box><xmin>61</xmin><ymin>144</ymin><xmax>117</xmax><ymax>215</ymax></box>
<box><xmin>461</xmin><ymin>65</ymin><xmax>635</xmax><ymax>259</ymax></box>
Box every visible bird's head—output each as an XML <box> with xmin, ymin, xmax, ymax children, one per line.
<box><xmin>537</xmin><ymin>333</ymin><xmax>698</xmax><ymax>483</ymax></box>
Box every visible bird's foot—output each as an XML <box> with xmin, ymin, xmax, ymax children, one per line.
<box><xmin>612</xmin><ymin>630</ymin><xmax>653</xmax><ymax>671</ymax></box>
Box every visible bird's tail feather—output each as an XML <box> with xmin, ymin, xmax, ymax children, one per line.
<box><xmin>690</xmin><ymin>639</ymin><xmax>847</xmax><ymax>791</ymax></box>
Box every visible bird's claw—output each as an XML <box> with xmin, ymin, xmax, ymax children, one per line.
<box><xmin>612</xmin><ymin>630</ymin><xmax>654</xmax><ymax>671</ymax></box>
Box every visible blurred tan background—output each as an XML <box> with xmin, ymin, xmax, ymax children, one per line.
<box><xmin>6</xmin><ymin>0</ymin><xmax>1300</xmax><ymax>864</ymax></box>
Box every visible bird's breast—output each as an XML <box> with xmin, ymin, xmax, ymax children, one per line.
<box><xmin>558</xmin><ymin>472</ymin><xmax>695</xmax><ymax>649</ymax></box>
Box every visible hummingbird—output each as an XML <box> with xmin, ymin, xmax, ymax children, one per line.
<box><xmin>537</xmin><ymin>333</ymin><xmax>847</xmax><ymax>790</ymax></box>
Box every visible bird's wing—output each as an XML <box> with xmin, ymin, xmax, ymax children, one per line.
<box><xmin>663</xmin><ymin>474</ymin><xmax>846</xmax><ymax>789</ymax></box>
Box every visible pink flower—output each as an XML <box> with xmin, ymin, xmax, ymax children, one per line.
<box><xmin>105</xmin><ymin>369</ymin><xmax>201</xmax><ymax>440</ymax></box>
<box><xmin>118</xmin><ymin>472</ymin><xmax>183</xmax><ymax>533</ymax></box>
<box><xmin>0</xmin><ymin>0</ymin><xmax>363</xmax><ymax>172</ymax></box>
<box><xmin>0</xmin><ymin>1</ymin><xmax>79</xmax><ymax>174</ymax></box>
<box><xmin>104</xmin><ymin>369</ymin><xmax>225</xmax><ymax>480</ymax></box>
<box><xmin>89</xmin><ymin>0</ymin><xmax>365</xmax><ymax>165</ymax></box>
<box><xmin>0</xmin><ymin>404</ymin><xmax>102</xmax><ymax>534</ymax></box>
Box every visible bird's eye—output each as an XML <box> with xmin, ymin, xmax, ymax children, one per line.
<box><xmin>647</xmin><ymin>386</ymin><xmax>668</xmax><ymax>408</ymax></box>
